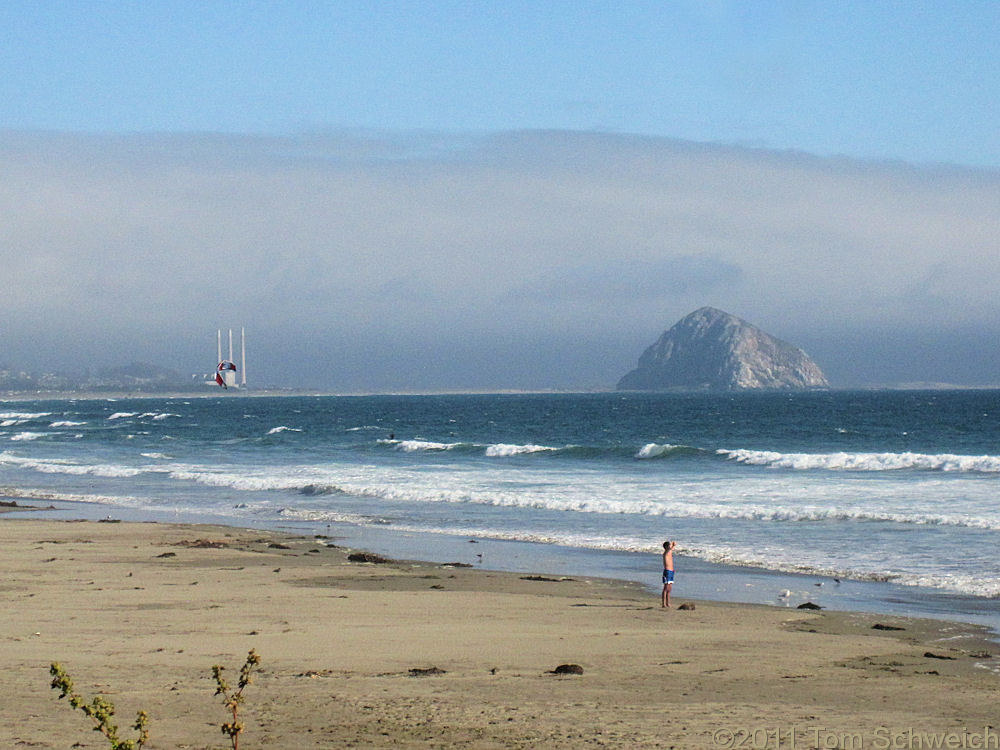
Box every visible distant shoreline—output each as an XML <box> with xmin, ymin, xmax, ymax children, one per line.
<box><xmin>4</xmin><ymin>384</ymin><xmax>1000</xmax><ymax>402</ymax></box>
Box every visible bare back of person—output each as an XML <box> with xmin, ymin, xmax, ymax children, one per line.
<box><xmin>661</xmin><ymin>540</ymin><xmax>676</xmax><ymax>608</ymax></box>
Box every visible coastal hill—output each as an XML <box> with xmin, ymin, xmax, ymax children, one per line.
<box><xmin>617</xmin><ymin>307</ymin><xmax>829</xmax><ymax>391</ymax></box>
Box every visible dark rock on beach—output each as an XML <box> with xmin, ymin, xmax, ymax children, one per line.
<box><xmin>347</xmin><ymin>552</ymin><xmax>393</xmax><ymax>564</ymax></box>
<box><xmin>550</xmin><ymin>664</ymin><xmax>584</xmax><ymax>675</ymax></box>
<box><xmin>797</xmin><ymin>602</ymin><xmax>823</xmax><ymax>610</ymax></box>
<box><xmin>409</xmin><ymin>666</ymin><xmax>447</xmax><ymax>676</ymax></box>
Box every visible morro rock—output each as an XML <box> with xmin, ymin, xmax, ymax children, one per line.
<box><xmin>617</xmin><ymin>307</ymin><xmax>828</xmax><ymax>392</ymax></box>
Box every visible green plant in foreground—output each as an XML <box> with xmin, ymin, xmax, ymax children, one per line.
<box><xmin>213</xmin><ymin>649</ymin><xmax>261</xmax><ymax>750</ymax></box>
<box><xmin>49</xmin><ymin>662</ymin><xmax>149</xmax><ymax>750</ymax></box>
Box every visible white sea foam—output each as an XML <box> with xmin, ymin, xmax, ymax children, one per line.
<box><xmin>0</xmin><ymin>412</ymin><xmax>51</xmax><ymax>420</ymax></box>
<box><xmin>142</xmin><ymin>465</ymin><xmax>1000</xmax><ymax>531</ymax></box>
<box><xmin>50</xmin><ymin>421</ymin><xmax>87</xmax><ymax>427</ymax></box>
<box><xmin>267</xmin><ymin>426</ymin><xmax>303</xmax><ymax>435</ymax></box>
<box><xmin>388</xmin><ymin>439</ymin><xmax>463</xmax><ymax>452</ymax></box>
<box><xmin>0</xmin><ymin>486</ymin><xmax>145</xmax><ymax>507</ymax></box>
<box><xmin>0</xmin><ymin>452</ymin><xmax>146</xmax><ymax>477</ymax></box>
<box><xmin>11</xmin><ymin>432</ymin><xmax>46</xmax><ymax>441</ymax></box>
<box><xmin>635</xmin><ymin>443</ymin><xmax>686</xmax><ymax>459</ymax></box>
<box><xmin>719</xmin><ymin>448</ymin><xmax>1000</xmax><ymax>473</ymax></box>
<box><xmin>107</xmin><ymin>411</ymin><xmax>177</xmax><ymax>421</ymax></box>
<box><xmin>484</xmin><ymin>443</ymin><xmax>558</xmax><ymax>457</ymax></box>
<box><xmin>140</xmin><ymin>452</ymin><xmax>171</xmax><ymax>460</ymax></box>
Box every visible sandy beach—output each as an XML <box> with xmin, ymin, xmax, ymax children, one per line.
<box><xmin>2</xmin><ymin>515</ymin><xmax>997</xmax><ymax>749</ymax></box>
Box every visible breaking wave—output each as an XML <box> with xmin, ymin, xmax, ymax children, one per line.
<box><xmin>484</xmin><ymin>443</ymin><xmax>559</xmax><ymax>457</ymax></box>
<box><xmin>635</xmin><ymin>443</ymin><xmax>701</xmax><ymax>459</ymax></box>
<box><xmin>10</xmin><ymin>432</ymin><xmax>47</xmax><ymax>441</ymax></box>
<box><xmin>107</xmin><ymin>412</ymin><xmax>179</xmax><ymax>421</ymax></box>
<box><xmin>0</xmin><ymin>412</ymin><xmax>51</xmax><ymax>422</ymax></box>
<box><xmin>0</xmin><ymin>452</ymin><xmax>147</xmax><ymax>477</ymax></box>
<box><xmin>720</xmin><ymin>448</ymin><xmax>1000</xmax><ymax>473</ymax></box>
<box><xmin>267</xmin><ymin>426</ymin><xmax>303</xmax><ymax>435</ymax></box>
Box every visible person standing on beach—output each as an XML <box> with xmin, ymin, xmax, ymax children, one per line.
<box><xmin>661</xmin><ymin>541</ymin><xmax>676</xmax><ymax>608</ymax></box>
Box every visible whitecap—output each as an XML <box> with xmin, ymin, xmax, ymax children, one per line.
<box><xmin>0</xmin><ymin>412</ymin><xmax>51</xmax><ymax>420</ymax></box>
<box><xmin>267</xmin><ymin>426</ymin><xmax>303</xmax><ymax>435</ymax></box>
<box><xmin>10</xmin><ymin>431</ymin><xmax>46</xmax><ymax>441</ymax></box>
<box><xmin>484</xmin><ymin>443</ymin><xmax>557</xmax><ymax>457</ymax></box>
<box><xmin>719</xmin><ymin>448</ymin><xmax>1000</xmax><ymax>473</ymax></box>
<box><xmin>635</xmin><ymin>443</ymin><xmax>684</xmax><ymax>459</ymax></box>
<box><xmin>388</xmin><ymin>439</ymin><xmax>461</xmax><ymax>452</ymax></box>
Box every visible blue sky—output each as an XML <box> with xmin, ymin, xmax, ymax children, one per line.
<box><xmin>3</xmin><ymin>1</ymin><xmax>997</xmax><ymax>167</ymax></box>
<box><xmin>1</xmin><ymin>2</ymin><xmax>998</xmax><ymax>389</ymax></box>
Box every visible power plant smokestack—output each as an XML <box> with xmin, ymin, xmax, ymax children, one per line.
<box><xmin>214</xmin><ymin>328</ymin><xmax>243</xmax><ymax>389</ymax></box>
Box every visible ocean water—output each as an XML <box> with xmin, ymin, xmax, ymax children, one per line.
<box><xmin>2</xmin><ymin>391</ymin><xmax>999</xmax><ymax>625</ymax></box>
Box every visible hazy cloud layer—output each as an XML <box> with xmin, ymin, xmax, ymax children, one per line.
<box><xmin>2</xmin><ymin>130</ymin><xmax>997</xmax><ymax>389</ymax></box>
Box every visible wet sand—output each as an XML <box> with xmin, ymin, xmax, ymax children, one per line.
<box><xmin>2</xmin><ymin>517</ymin><xmax>997</xmax><ymax>748</ymax></box>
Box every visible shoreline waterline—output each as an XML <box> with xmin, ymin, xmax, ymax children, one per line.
<box><xmin>7</xmin><ymin>498</ymin><xmax>1000</xmax><ymax>635</ymax></box>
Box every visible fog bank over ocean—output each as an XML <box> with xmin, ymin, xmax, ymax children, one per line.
<box><xmin>2</xmin><ymin>130</ymin><xmax>998</xmax><ymax>391</ymax></box>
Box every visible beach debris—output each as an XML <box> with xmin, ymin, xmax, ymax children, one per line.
<box><xmin>678</xmin><ymin>602</ymin><xmax>696</xmax><ymax>611</ymax></box>
<box><xmin>155</xmin><ymin>552</ymin><xmax>177</xmax><ymax>558</ymax></box>
<box><xmin>443</xmin><ymin>562</ymin><xmax>473</xmax><ymax>568</ymax></box>
<box><xmin>797</xmin><ymin>602</ymin><xmax>823</xmax><ymax>610</ymax></box>
<box><xmin>408</xmin><ymin>666</ymin><xmax>446</xmax><ymax>677</ymax></box>
<box><xmin>923</xmin><ymin>651</ymin><xmax>957</xmax><ymax>660</ymax></box>
<box><xmin>521</xmin><ymin>575</ymin><xmax>573</xmax><ymax>582</ymax></box>
<box><xmin>175</xmin><ymin>539</ymin><xmax>230</xmax><ymax>548</ymax></box>
<box><xmin>549</xmin><ymin>664</ymin><xmax>584</xmax><ymax>675</ymax></box>
<box><xmin>0</xmin><ymin>500</ymin><xmax>18</xmax><ymax>507</ymax></box>
<box><xmin>267</xmin><ymin>542</ymin><xmax>291</xmax><ymax>550</ymax></box>
<box><xmin>347</xmin><ymin>552</ymin><xmax>393</xmax><ymax>564</ymax></box>
<box><xmin>98</xmin><ymin>518</ymin><xmax>121</xmax><ymax>523</ymax></box>
<box><xmin>871</xmin><ymin>623</ymin><xmax>906</xmax><ymax>631</ymax></box>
